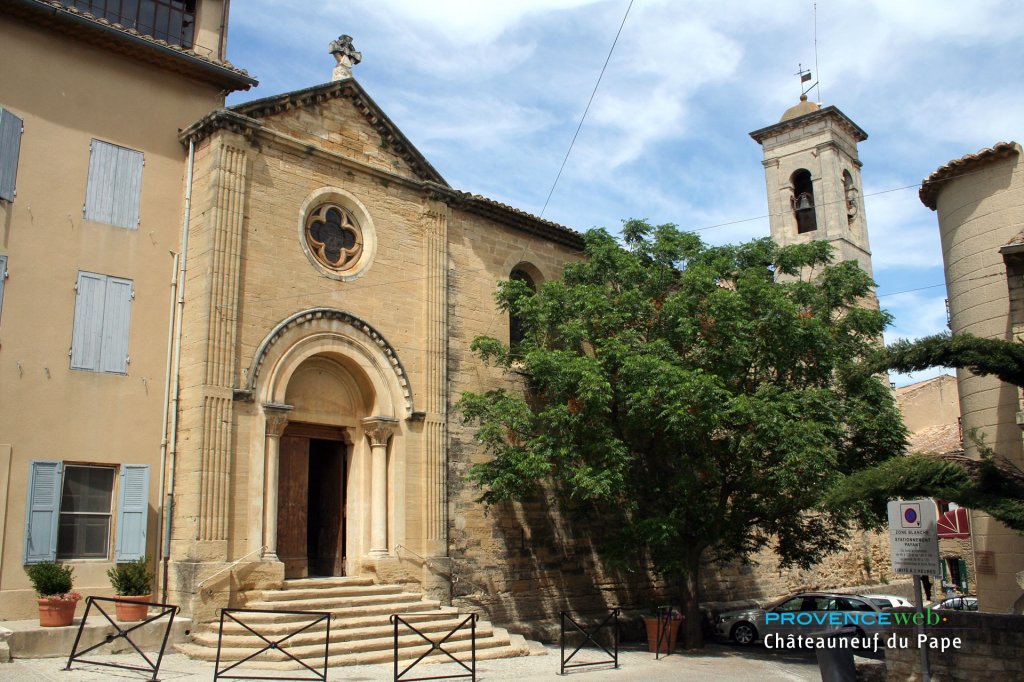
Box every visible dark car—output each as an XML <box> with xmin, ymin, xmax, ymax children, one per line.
<box><xmin>936</xmin><ymin>596</ymin><xmax>978</xmax><ymax>611</ymax></box>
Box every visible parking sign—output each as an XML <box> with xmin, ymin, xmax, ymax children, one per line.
<box><xmin>887</xmin><ymin>499</ymin><xmax>940</xmax><ymax>576</ymax></box>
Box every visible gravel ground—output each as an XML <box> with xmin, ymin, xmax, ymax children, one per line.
<box><xmin>1</xmin><ymin>643</ymin><xmax>825</xmax><ymax>681</ymax></box>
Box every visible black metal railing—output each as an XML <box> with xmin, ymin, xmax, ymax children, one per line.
<box><xmin>652</xmin><ymin>604</ymin><xmax>680</xmax><ymax>660</ymax></box>
<box><xmin>391</xmin><ymin>612</ymin><xmax>478</xmax><ymax>682</ymax></box>
<box><xmin>65</xmin><ymin>596</ymin><xmax>179</xmax><ymax>681</ymax></box>
<box><xmin>559</xmin><ymin>608</ymin><xmax>620</xmax><ymax>675</ymax></box>
<box><xmin>214</xmin><ymin>608</ymin><xmax>331</xmax><ymax>682</ymax></box>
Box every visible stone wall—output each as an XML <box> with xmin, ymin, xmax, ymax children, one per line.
<box><xmin>884</xmin><ymin>610</ymin><xmax>1024</xmax><ymax>681</ymax></box>
<box><xmin>702</xmin><ymin>530</ymin><xmax>896</xmax><ymax>604</ymax></box>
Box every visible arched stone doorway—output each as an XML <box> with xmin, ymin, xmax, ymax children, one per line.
<box><xmin>277</xmin><ymin>355</ymin><xmax>367</xmax><ymax>578</ymax></box>
<box><xmin>250</xmin><ymin>309</ymin><xmax>411</xmax><ymax>579</ymax></box>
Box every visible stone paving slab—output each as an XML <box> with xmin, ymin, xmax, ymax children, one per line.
<box><xmin>1</xmin><ymin>643</ymin><xmax>823</xmax><ymax>681</ymax></box>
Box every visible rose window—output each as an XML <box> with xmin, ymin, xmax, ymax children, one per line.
<box><xmin>305</xmin><ymin>203</ymin><xmax>363</xmax><ymax>272</ymax></box>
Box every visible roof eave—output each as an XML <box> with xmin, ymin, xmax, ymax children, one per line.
<box><xmin>228</xmin><ymin>78</ymin><xmax>447</xmax><ymax>186</ymax></box>
<box><xmin>4</xmin><ymin>0</ymin><xmax>257</xmax><ymax>91</ymax></box>
<box><xmin>749</xmin><ymin>105</ymin><xmax>868</xmax><ymax>145</ymax></box>
<box><xmin>920</xmin><ymin>142</ymin><xmax>1021</xmax><ymax>211</ymax></box>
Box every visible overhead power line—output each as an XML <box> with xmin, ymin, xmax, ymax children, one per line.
<box><xmin>539</xmin><ymin>0</ymin><xmax>634</xmax><ymax>219</ymax></box>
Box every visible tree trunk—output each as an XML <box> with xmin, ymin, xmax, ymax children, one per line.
<box><xmin>680</xmin><ymin>550</ymin><xmax>704</xmax><ymax>649</ymax></box>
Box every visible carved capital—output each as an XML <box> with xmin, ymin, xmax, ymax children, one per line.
<box><xmin>263</xmin><ymin>403</ymin><xmax>294</xmax><ymax>438</ymax></box>
<box><xmin>362</xmin><ymin>416</ymin><xmax>398</xmax><ymax>447</ymax></box>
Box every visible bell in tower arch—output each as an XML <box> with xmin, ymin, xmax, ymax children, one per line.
<box><xmin>790</xmin><ymin>169</ymin><xmax>817</xmax><ymax>234</ymax></box>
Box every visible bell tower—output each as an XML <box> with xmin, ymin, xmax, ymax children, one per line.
<box><xmin>750</xmin><ymin>94</ymin><xmax>874</xmax><ymax>282</ymax></box>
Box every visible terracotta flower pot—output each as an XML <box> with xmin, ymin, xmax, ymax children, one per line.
<box><xmin>643</xmin><ymin>615</ymin><xmax>681</xmax><ymax>654</ymax></box>
<box><xmin>114</xmin><ymin>594</ymin><xmax>152</xmax><ymax>622</ymax></box>
<box><xmin>38</xmin><ymin>598</ymin><xmax>77</xmax><ymax>627</ymax></box>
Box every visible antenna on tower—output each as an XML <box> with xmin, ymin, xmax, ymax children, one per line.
<box><xmin>813</xmin><ymin>2</ymin><xmax>821</xmax><ymax>102</ymax></box>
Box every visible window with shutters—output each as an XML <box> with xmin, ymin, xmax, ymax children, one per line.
<box><xmin>25</xmin><ymin>461</ymin><xmax>150</xmax><ymax>563</ymax></box>
<box><xmin>0</xmin><ymin>107</ymin><xmax>23</xmax><ymax>202</ymax></box>
<box><xmin>57</xmin><ymin>465</ymin><xmax>114</xmax><ymax>559</ymax></box>
<box><xmin>84</xmin><ymin>139</ymin><xmax>144</xmax><ymax>229</ymax></box>
<box><xmin>71</xmin><ymin>271</ymin><xmax>133</xmax><ymax>374</ymax></box>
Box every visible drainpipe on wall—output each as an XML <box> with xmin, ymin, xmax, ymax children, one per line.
<box><xmin>218</xmin><ymin>0</ymin><xmax>230</xmax><ymax>62</ymax></box>
<box><xmin>155</xmin><ymin>251</ymin><xmax>179</xmax><ymax>599</ymax></box>
<box><xmin>161</xmin><ymin>138</ymin><xmax>195</xmax><ymax>602</ymax></box>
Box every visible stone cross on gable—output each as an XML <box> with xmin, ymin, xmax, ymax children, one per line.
<box><xmin>330</xmin><ymin>35</ymin><xmax>362</xmax><ymax>81</ymax></box>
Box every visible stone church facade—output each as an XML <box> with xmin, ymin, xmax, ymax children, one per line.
<box><xmin>168</xmin><ymin>72</ymin><xmax>587</xmax><ymax>622</ymax></box>
<box><xmin>1</xmin><ymin>1</ymin><xmax>896</xmax><ymax>633</ymax></box>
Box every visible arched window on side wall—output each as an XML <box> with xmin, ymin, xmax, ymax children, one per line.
<box><xmin>791</xmin><ymin>169</ymin><xmax>817</xmax><ymax>233</ymax></box>
<box><xmin>509</xmin><ymin>268</ymin><xmax>536</xmax><ymax>349</ymax></box>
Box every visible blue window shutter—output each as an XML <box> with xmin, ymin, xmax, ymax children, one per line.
<box><xmin>84</xmin><ymin>140</ymin><xmax>142</xmax><ymax>229</ymax></box>
<box><xmin>71</xmin><ymin>271</ymin><xmax>106</xmax><ymax>370</ymax></box>
<box><xmin>0</xmin><ymin>108</ymin><xmax>23</xmax><ymax>202</ymax></box>
<box><xmin>85</xmin><ymin>139</ymin><xmax>116</xmax><ymax>224</ymax></box>
<box><xmin>25</xmin><ymin>460</ymin><xmax>62</xmax><ymax>564</ymax></box>
<box><xmin>0</xmin><ymin>255</ymin><xmax>7</xmax><ymax>325</ymax></box>
<box><xmin>99</xmin><ymin>276</ymin><xmax>132</xmax><ymax>373</ymax></box>
<box><xmin>116</xmin><ymin>464</ymin><xmax>150</xmax><ymax>561</ymax></box>
<box><xmin>111</xmin><ymin>146</ymin><xmax>143</xmax><ymax>229</ymax></box>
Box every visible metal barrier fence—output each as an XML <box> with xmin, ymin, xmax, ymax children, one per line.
<box><xmin>390</xmin><ymin>612</ymin><xmax>478</xmax><ymax>682</ymax></box>
<box><xmin>214</xmin><ymin>608</ymin><xmax>331</xmax><ymax>682</ymax></box>
<box><xmin>558</xmin><ymin>608</ymin><xmax>620</xmax><ymax>675</ymax></box>
<box><xmin>653</xmin><ymin>604</ymin><xmax>680</xmax><ymax>660</ymax></box>
<box><xmin>65</xmin><ymin>596</ymin><xmax>179</xmax><ymax>681</ymax></box>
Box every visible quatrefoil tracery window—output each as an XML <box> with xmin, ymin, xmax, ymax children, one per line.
<box><xmin>305</xmin><ymin>203</ymin><xmax>364</xmax><ymax>272</ymax></box>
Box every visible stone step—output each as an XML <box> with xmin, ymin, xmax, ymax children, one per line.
<box><xmin>243</xmin><ymin>591</ymin><xmax>432</xmax><ymax>613</ymax></box>
<box><xmin>252</xmin><ymin>582</ymin><xmax>405</xmax><ymax>602</ymax></box>
<box><xmin>215</xmin><ymin>600</ymin><xmax>444</xmax><ymax>627</ymax></box>
<box><xmin>204</xmin><ymin>608</ymin><xmax>460</xmax><ymax>640</ymax></box>
<box><xmin>191</xmin><ymin>616</ymin><xmax>493</xmax><ymax>648</ymax></box>
<box><xmin>179</xmin><ymin>578</ymin><xmax>533</xmax><ymax>670</ymax></box>
<box><xmin>191</xmin><ymin>618</ymin><xmax>499</xmax><ymax>651</ymax></box>
<box><xmin>178</xmin><ymin>632</ymin><xmax>525</xmax><ymax>669</ymax></box>
<box><xmin>278</xmin><ymin>576</ymin><xmax>376</xmax><ymax>589</ymax></box>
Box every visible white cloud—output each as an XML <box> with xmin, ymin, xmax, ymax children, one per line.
<box><xmin>863</xmin><ymin>189</ymin><xmax>945</xmax><ymax>271</ymax></box>
<box><xmin>225</xmin><ymin>0</ymin><xmax>1024</xmax><ymax>356</ymax></box>
<box><xmin>364</xmin><ymin>0</ymin><xmax>603</xmax><ymax>45</ymax></box>
<box><xmin>389</xmin><ymin>93</ymin><xmax>556</xmax><ymax>151</ymax></box>
<box><xmin>883</xmin><ymin>291</ymin><xmax>949</xmax><ymax>343</ymax></box>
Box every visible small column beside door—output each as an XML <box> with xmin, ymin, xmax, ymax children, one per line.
<box><xmin>362</xmin><ymin>416</ymin><xmax>398</xmax><ymax>558</ymax></box>
<box><xmin>262</xmin><ymin>403</ymin><xmax>293</xmax><ymax>561</ymax></box>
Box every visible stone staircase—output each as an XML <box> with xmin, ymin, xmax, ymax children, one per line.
<box><xmin>177</xmin><ymin>576</ymin><xmax>532</xmax><ymax>669</ymax></box>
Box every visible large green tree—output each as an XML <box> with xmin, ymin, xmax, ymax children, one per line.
<box><xmin>458</xmin><ymin>221</ymin><xmax>906</xmax><ymax>647</ymax></box>
<box><xmin>827</xmin><ymin>331</ymin><xmax>1024</xmax><ymax>533</ymax></box>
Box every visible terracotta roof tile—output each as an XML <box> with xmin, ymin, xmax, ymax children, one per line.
<box><xmin>919</xmin><ymin>141</ymin><xmax>1021</xmax><ymax>210</ymax></box>
<box><xmin>906</xmin><ymin>423</ymin><xmax>962</xmax><ymax>456</ymax></box>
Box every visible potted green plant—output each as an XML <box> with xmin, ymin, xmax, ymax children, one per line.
<box><xmin>107</xmin><ymin>556</ymin><xmax>155</xmax><ymax>621</ymax></box>
<box><xmin>25</xmin><ymin>561</ymin><xmax>82</xmax><ymax>627</ymax></box>
<box><xmin>643</xmin><ymin>607</ymin><xmax>683</xmax><ymax>654</ymax></box>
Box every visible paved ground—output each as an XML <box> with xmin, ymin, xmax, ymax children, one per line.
<box><xmin>2</xmin><ymin>644</ymin><xmax>827</xmax><ymax>681</ymax></box>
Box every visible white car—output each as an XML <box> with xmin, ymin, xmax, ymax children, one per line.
<box><xmin>863</xmin><ymin>594</ymin><xmax>914</xmax><ymax>609</ymax></box>
<box><xmin>715</xmin><ymin>592</ymin><xmax>885</xmax><ymax>645</ymax></box>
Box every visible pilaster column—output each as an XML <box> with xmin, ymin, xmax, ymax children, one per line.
<box><xmin>263</xmin><ymin>403</ymin><xmax>293</xmax><ymax>561</ymax></box>
<box><xmin>363</xmin><ymin>417</ymin><xmax>398</xmax><ymax>557</ymax></box>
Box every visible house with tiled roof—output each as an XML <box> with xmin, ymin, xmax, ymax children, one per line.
<box><xmin>920</xmin><ymin>141</ymin><xmax>1024</xmax><ymax>613</ymax></box>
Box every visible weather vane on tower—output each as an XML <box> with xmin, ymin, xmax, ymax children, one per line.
<box><xmin>795</xmin><ymin>63</ymin><xmax>817</xmax><ymax>100</ymax></box>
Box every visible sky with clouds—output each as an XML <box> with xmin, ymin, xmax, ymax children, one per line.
<box><xmin>225</xmin><ymin>0</ymin><xmax>1024</xmax><ymax>386</ymax></box>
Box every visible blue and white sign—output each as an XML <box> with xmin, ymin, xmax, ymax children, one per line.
<box><xmin>887</xmin><ymin>499</ymin><xmax>940</xmax><ymax>576</ymax></box>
